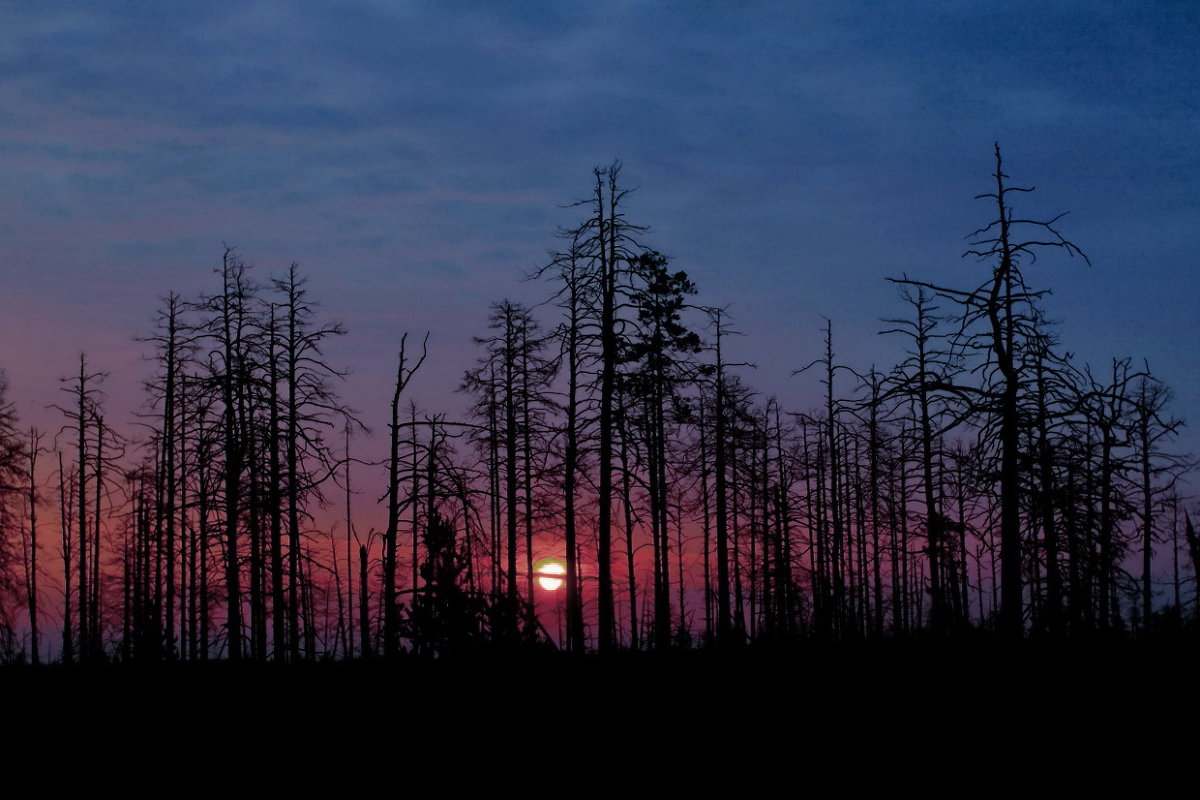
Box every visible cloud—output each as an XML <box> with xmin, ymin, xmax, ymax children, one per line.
<box><xmin>0</xmin><ymin>0</ymin><xmax>1197</xmax><ymax>441</ymax></box>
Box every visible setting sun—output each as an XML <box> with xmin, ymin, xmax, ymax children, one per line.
<box><xmin>535</xmin><ymin>560</ymin><xmax>566</xmax><ymax>591</ymax></box>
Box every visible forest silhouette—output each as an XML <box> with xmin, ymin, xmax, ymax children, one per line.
<box><xmin>0</xmin><ymin>148</ymin><xmax>1196</xmax><ymax>676</ymax></box>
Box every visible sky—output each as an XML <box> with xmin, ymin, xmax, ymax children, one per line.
<box><xmin>2</xmin><ymin>0</ymin><xmax>1198</xmax><ymax>478</ymax></box>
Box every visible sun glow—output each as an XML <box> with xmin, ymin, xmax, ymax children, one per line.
<box><xmin>536</xmin><ymin>560</ymin><xmax>566</xmax><ymax>591</ymax></box>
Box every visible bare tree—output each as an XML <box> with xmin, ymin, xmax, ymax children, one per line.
<box><xmin>891</xmin><ymin>144</ymin><xmax>1089</xmax><ymax>639</ymax></box>
<box><xmin>0</xmin><ymin>374</ymin><xmax>25</xmax><ymax>656</ymax></box>
<box><xmin>383</xmin><ymin>333</ymin><xmax>427</xmax><ymax>657</ymax></box>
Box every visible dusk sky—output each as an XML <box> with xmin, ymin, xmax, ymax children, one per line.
<box><xmin>2</xmin><ymin>1</ymin><xmax>1198</xmax><ymax>465</ymax></box>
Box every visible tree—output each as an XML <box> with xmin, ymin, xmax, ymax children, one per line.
<box><xmin>403</xmin><ymin>510</ymin><xmax>477</xmax><ymax>656</ymax></box>
<box><xmin>1075</xmin><ymin>358</ymin><xmax>1141</xmax><ymax>631</ymax></box>
<box><xmin>618</xmin><ymin>252</ymin><xmax>702</xmax><ymax>648</ymax></box>
<box><xmin>1185</xmin><ymin>515</ymin><xmax>1200</xmax><ymax>621</ymax></box>
<box><xmin>273</xmin><ymin>263</ymin><xmax>356</xmax><ymax>661</ymax></box>
<box><xmin>21</xmin><ymin>427</ymin><xmax>44</xmax><ymax>663</ymax></box>
<box><xmin>705</xmin><ymin>307</ymin><xmax>740</xmax><ymax>642</ymax></box>
<box><xmin>137</xmin><ymin>291</ymin><xmax>196</xmax><ymax>659</ymax></box>
<box><xmin>54</xmin><ymin>354</ymin><xmax>110</xmax><ymax>661</ymax></box>
<box><xmin>881</xmin><ymin>286</ymin><xmax>970</xmax><ymax>631</ymax></box>
<box><xmin>0</xmin><ymin>373</ymin><xmax>25</xmax><ymax>656</ymax></box>
<box><xmin>383</xmin><ymin>333</ymin><xmax>427</xmax><ymax>657</ymax></box>
<box><xmin>534</xmin><ymin>228</ymin><xmax>593</xmax><ymax>653</ymax></box>
<box><xmin>464</xmin><ymin>302</ymin><xmax>529</xmax><ymax>618</ymax></box>
<box><xmin>1128</xmin><ymin>373</ymin><xmax>1185</xmax><ymax>627</ymax></box>
<box><xmin>197</xmin><ymin>246</ymin><xmax>257</xmax><ymax>661</ymax></box>
<box><xmin>892</xmin><ymin>144</ymin><xmax>1089</xmax><ymax>639</ymax></box>
<box><xmin>573</xmin><ymin>162</ymin><xmax>652</xmax><ymax>651</ymax></box>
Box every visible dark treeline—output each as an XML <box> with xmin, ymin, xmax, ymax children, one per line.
<box><xmin>0</xmin><ymin>148</ymin><xmax>1197</xmax><ymax>665</ymax></box>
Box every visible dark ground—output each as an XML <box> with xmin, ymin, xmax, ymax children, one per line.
<box><xmin>7</xmin><ymin>637</ymin><xmax>1196</xmax><ymax>724</ymax></box>
<box><xmin>5</xmin><ymin>640</ymin><xmax>1196</xmax><ymax>786</ymax></box>
<box><xmin>6</xmin><ymin>637</ymin><xmax>1196</xmax><ymax>785</ymax></box>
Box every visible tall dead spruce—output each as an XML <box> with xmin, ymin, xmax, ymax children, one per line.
<box><xmin>892</xmin><ymin>145</ymin><xmax>1089</xmax><ymax>639</ymax></box>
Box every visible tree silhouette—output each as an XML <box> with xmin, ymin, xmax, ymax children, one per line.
<box><xmin>617</xmin><ymin>252</ymin><xmax>702</xmax><ymax>648</ymax></box>
<box><xmin>881</xmin><ymin>286</ymin><xmax>970</xmax><ymax>632</ymax></box>
<box><xmin>575</xmin><ymin>162</ymin><xmax>652</xmax><ymax>651</ymax></box>
<box><xmin>1128</xmin><ymin>374</ymin><xmax>1186</xmax><ymax>628</ymax></box>
<box><xmin>273</xmin><ymin>264</ymin><xmax>356</xmax><ymax>661</ymax></box>
<box><xmin>0</xmin><ymin>155</ymin><xmax>1195</xmax><ymax>665</ymax></box>
<box><xmin>383</xmin><ymin>333</ymin><xmax>427</xmax><ymax>658</ymax></box>
<box><xmin>462</xmin><ymin>301</ymin><xmax>556</xmax><ymax>629</ymax></box>
<box><xmin>892</xmin><ymin>144</ymin><xmax>1089</xmax><ymax>639</ymax></box>
<box><xmin>0</xmin><ymin>374</ymin><xmax>25</xmax><ymax>657</ymax></box>
<box><xmin>532</xmin><ymin>228</ymin><xmax>593</xmax><ymax>653</ymax></box>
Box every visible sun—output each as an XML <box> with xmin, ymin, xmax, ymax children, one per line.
<box><xmin>535</xmin><ymin>559</ymin><xmax>566</xmax><ymax>591</ymax></box>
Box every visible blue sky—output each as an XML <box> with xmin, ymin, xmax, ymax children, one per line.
<box><xmin>1</xmin><ymin>0</ymin><xmax>1197</xmax><ymax>459</ymax></box>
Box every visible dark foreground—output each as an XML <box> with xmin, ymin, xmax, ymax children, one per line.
<box><xmin>5</xmin><ymin>638</ymin><xmax>1198</xmax><ymax>782</ymax></box>
<box><xmin>8</xmin><ymin>637</ymin><xmax>1197</xmax><ymax>715</ymax></box>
